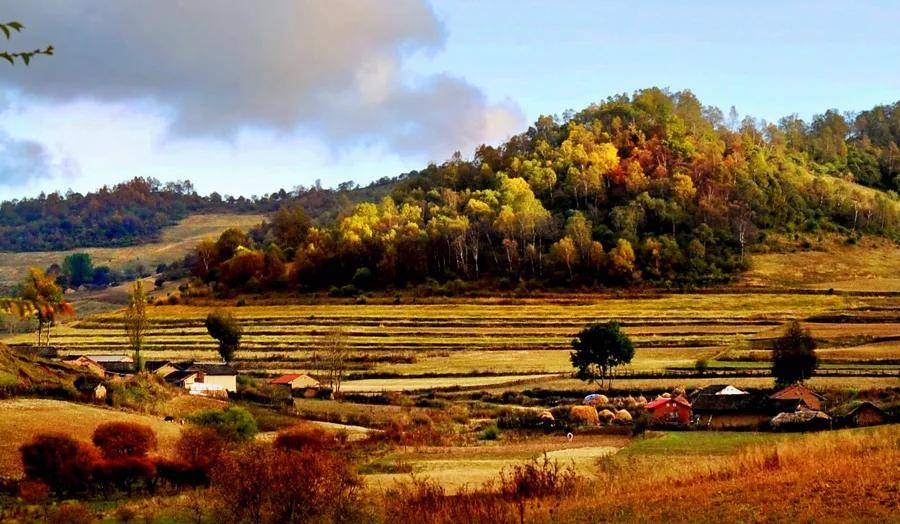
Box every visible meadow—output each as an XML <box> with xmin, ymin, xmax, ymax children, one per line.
<box><xmin>0</xmin><ymin>213</ymin><xmax>264</xmax><ymax>288</ymax></box>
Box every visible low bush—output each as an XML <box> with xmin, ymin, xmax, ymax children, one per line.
<box><xmin>175</xmin><ymin>427</ymin><xmax>227</xmax><ymax>478</ymax></box>
<box><xmin>274</xmin><ymin>424</ymin><xmax>347</xmax><ymax>452</ymax></box>
<box><xmin>188</xmin><ymin>406</ymin><xmax>258</xmax><ymax>441</ymax></box>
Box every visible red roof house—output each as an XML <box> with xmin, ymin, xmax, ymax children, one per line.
<box><xmin>644</xmin><ymin>395</ymin><xmax>692</xmax><ymax>424</ymax></box>
<box><xmin>270</xmin><ymin>373</ymin><xmax>320</xmax><ymax>389</ymax></box>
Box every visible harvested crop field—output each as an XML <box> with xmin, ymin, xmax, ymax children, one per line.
<box><xmin>5</xmin><ymin>292</ymin><xmax>897</xmax><ymax>389</ymax></box>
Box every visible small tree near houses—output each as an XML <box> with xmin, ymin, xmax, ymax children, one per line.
<box><xmin>570</xmin><ymin>321</ymin><xmax>635</xmax><ymax>389</ymax></box>
<box><xmin>205</xmin><ymin>309</ymin><xmax>242</xmax><ymax>364</ymax></box>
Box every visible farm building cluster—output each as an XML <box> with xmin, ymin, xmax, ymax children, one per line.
<box><xmin>575</xmin><ymin>384</ymin><xmax>889</xmax><ymax>431</ymax></box>
<box><xmin>62</xmin><ymin>354</ymin><xmax>238</xmax><ymax>398</ymax></box>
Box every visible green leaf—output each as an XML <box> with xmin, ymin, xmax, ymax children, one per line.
<box><xmin>6</xmin><ymin>21</ymin><xmax>23</xmax><ymax>31</ymax></box>
<box><xmin>0</xmin><ymin>53</ymin><xmax>13</xmax><ymax>65</ymax></box>
<box><xmin>0</xmin><ymin>24</ymin><xmax>10</xmax><ymax>40</ymax></box>
<box><xmin>21</xmin><ymin>53</ymin><xmax>30</xmax><ymax>66</ymax></box>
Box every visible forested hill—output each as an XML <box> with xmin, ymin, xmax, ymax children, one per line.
<box><xmin>0</xmin><ymin>176</ymin><xmax>397</xmax><ymax>251</ymax></box>
<box><xmin>189</xmin><ymin>88</ymin><xmax>900</xmax><ymax>293</ymax></box>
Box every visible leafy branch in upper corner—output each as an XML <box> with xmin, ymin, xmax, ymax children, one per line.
<box><xmin>1</xmin><ymin>20</ymin><xmax>53</xmax><ymax>66</ymax></box>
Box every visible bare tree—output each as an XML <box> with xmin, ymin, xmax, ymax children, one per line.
<box><xmin>323</xmin><ymin>327</ymin><xmax>349</xmax><ymax>394</ymax></box>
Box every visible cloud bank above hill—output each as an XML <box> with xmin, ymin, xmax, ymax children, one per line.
<box><xmin>0</xmin><ymin>0</ymin><xmax>522</xmax><ymax>168</ymax></box>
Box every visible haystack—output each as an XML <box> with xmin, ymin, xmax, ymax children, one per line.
<box><xmin>539</xmin><ymin>410</ymin><xmax>555</xmax><ymax>422</ymax></box>
<box><xmin>570</xmin><ymin>405</ymin><xmax>599</xmax><ymax>425</ymax></box>
<box><xmin>615</xmin><ymin>409</ymin><xmax>633</xmax><ymax>423</ymax></box>
<box><xmin>597</xmin><ymin>409</ymin><xmax>616</xmax><ymax>423</ymax></box>
<box><xmin>624</xmin><ymin>395</ymin><xmax>638</xmax><ymax>408</ymax></box>
<box><xmin>672</xmin><ymin>386</ymin><xmax>686</xmax><ymax>397</ymax></box>
<box><xmin>636</xmin><ymin>395</ymin><xmax>648</xmax><ymax>405</ymax></box>
<box><xmin>661</xmin><ymin>392</ymin><xmax>671</xmax><ymax>398</ymax></box>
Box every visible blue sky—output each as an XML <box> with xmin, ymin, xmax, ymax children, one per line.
<box><xmin>0</xmin><ymin>0</ymin><xmax>897</xmax><ymax>201</ymax></box>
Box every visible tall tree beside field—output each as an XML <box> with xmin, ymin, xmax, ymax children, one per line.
<box><xmin>772</xmin><ymin>321</ymin><xmax>819</xmax><ymax>387</ymax></box>
<box><xmin>570</xmin><ymin>321</ymin><xmax>634</xmax><ymax>389</ymax></box>
<box><xmin>205</xmin><ymin>310</ymin><xmax>242</xmax><ymax>364</ymax></box>
<box><xmin>124</xmin><ymin>280</ymin><xmax>149</xmax><ymax>372</ymax></box>
<box><xmin>16</xmin><ymin>267</ymin><xmax>73</xmax><ymax>347</ymax></box>
<box><xmin>323</xmin><ymin>327</ymin><xmax>349</xmax><ymax>394</ymax></box>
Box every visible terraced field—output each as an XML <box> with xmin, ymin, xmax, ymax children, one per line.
<box><xmin>6</xmin><ymin>292</ymin><xmax>898</xmax><ymax>391</ymax></box>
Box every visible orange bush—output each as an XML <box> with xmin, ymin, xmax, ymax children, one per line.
<box><xmin>273</xmin><ymin>424</ymin><xmax>347</xmax><ymax>452</ymax></box>
<box><xmin>91</xmin><ymin>422</ymin><xmax>157</xmax><ymax>459</ymax></box>
<box><xmin>176</xmin><ymin>427</ymin><xmax>227</xmax><ymax>477</ymax></box>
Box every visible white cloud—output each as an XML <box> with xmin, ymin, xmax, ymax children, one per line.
<box><xmin>0</xmin><ymin>0</ymin><xmax>524</xmax><ymax>161</ymax></box>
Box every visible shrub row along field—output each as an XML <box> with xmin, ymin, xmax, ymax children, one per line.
<box><xmin>4</xmin><ymin>293</ymin><xmax>897</xmax><ymax>391</ymax></box>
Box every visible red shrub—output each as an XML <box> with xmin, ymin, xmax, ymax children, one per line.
<box><xmin>93</xmin><ymin>455</ymin><xmax>157</xmax><ymax>494</ymax></box>
<box><xmin>17</xmin><ymin>479</ymin><xmax>50</xmax><ymax>504</ymax></box>
<box><xmin>153</xmin><ymin>457</ymin><xmax>207</xmax><ymax>488</ymax></box>
<box><xmin>273</xmin><ymin>424</ymin><xmax>347</xmax><ymax>452</ymax></box>
<box><xmin>92</xmin><ymin>421</ymin><xmax>158</xmax><ymax>459</ymax></box>
<box><xmin>46</xmin><ymin>502</ymin><xmax>94</xmax><ymax>524</ymax></box>
<box><xmin>212</xmin><ymin>444</ymin><xmax>363</xmax><ymax>523</ymax></box>
<box><xmin>176</xmin><ymin>427</ymin><xmax>227</xmax><ymax>476</ymax></box>
<box><xmin>19</xmin><ymin>433</ymin><xmax>100</xmax><ymax>494</ymax></box>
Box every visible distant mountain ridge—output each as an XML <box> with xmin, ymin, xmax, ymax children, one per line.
<box><xmin>0</xmin><ymin>176</ymin><xmax>399</xmax><ymax>252</ymax></box>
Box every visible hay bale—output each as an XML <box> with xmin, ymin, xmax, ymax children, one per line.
<box><xmin>539</xmin><ymin>410</ymin><xmax>555</xmax><ymax>421</ymax></box>
<box><xmin>586</xmin><ymin>394</ymin><xmax>609</xmax><ymax>406</ymax></box>
<box><xmin>612</xmin><ymin>397</ymin><xmax>625</xmax><ymax>407</ymax></box>
<box><xmin>624</xmin><ymin>395</ymin><xmax>638</xmax><ymax>408</ymax></box>
<box><xmin>597</xmin><ymin>409</ymin><xmax>616</xmax><ymax>423</ymax></box>
<box><xmin>615</xmin><ymin>409</ymin><xmax>633</xmax><ymax>424</ymax></box>
<box><xmin>661</xmin><ymin>392</ymin><xmax>672</xmax><ymax>398</ymax></box>
<box><xmin>636</xmin><ymin>395</ymin><xmax>648</xmax><ymax>405</ymax></box>
<box><xmin>570</xmin><ymin>405</ymin><xmax>600</xmax><ymax>426</ymax></box>
<box><xmin>672</xmin><ymin>386</ymin><xmax>686</xmax><ymax>397</ymax></box>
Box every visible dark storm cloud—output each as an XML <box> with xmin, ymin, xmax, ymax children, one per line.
<box><xmin>0</xmin><ymin>0</ymin><xmax>523</xmax><ymax>157</ymax></box>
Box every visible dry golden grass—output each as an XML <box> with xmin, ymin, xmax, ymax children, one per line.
<box><xmin>0</xmin><ymin>398</ymin><xmax>183</xmax><ymax>477</ymax></box>
<box><xmin>0</xmin><ymin>213</ymin><xmax>263</xmax><ymax>286</ymax></box>
<box><xmin>546</xmin><ymin>425</ymin><xmax>900</xmax><ymax>523</ymax></box>
<box><xmin>743</xmin><ymin>236</ymin><xmax>900</xmax><ymax>291</ymax></box>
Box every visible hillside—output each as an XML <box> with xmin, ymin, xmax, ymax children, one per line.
<box><xmin>0</xmin><ymin>213</ymin><xmax>265</xmax><ymax>289</ymax></box>
<box><xmin>187</xmin><ymin>89</ymin><xmax>899</xmax><ymax>295</ymax></box>
<box><xmin>0</xmin><ymin>343</ymin><xmax>81</xmax><ymax>396</ymax></box>
<box><xmin>0</xmin><ymin>175</ymin><xmax>398</xmax><ymax>252</ymax></box>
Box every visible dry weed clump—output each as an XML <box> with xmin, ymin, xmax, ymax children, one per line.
<box><xmin>383</xmin><ymin>453</ymin><xmax>582</xmax><ymax>524</ymax></box>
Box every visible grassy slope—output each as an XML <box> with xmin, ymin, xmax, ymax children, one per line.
<box><xmin>0</xmin><ymin>213</ymin><xmax>264</xmax><ymax>288</ymax></box>
<box><xmin>0</xmin><ymin>398</ymin><xmax>183</xmax><ymax>477</ymax></box>
<box><xmin>743</xmin><ymin>236</ymin><xmax>900</xmax><ymax>291</ymax></box>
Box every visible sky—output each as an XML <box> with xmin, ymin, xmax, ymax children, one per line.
<box><xmin>0</xmin><ymin>0</ymin><xmax>897</xmax><ymax>201</ymax></box>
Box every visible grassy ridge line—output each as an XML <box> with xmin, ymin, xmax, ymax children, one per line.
<box><xmin>0</xmin><ymin>213</ymin><xmax>265</xmax><ymax>287</ymax></box>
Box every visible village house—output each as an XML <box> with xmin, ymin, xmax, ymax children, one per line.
<box><xmin>145</xmin><ymin>360</ymin><xmax>180</xmax><ymax>377</ymax></box>
<box><xmin>61</xmin><ymin>355</ymin><xmax>106</xmax><ymax>377</ymax></box>
<box><xmin>73</xmin><ymin>375</ymin><xmax>107</xmax><ymax>401</ymax></box>
<box><xmin>644</xmin><ymin>395</ymin><xmax>692</xmax><ymax>424</ymax></box>
<box><xmin>770</xmin><ymin>384</ymin><xmax>827</xmax><ymax>411</ymax></box>
<box><xmin>164</xmin><ymin>370</ymin><xmax>199</xmax><ymax>389</ymax></box>
<box><xmin>186</xmin><ymin>362</ymin><xmax>238</xmax><ymax>393</ymax></box>
<box><xmin>269</xmin><ymin>373</ymin><xmax>320</xmax><ymax>396</ymax></box>
<box><xmin>692</xmin><ymin>385</ymin><xmax>801</xmax><ymax>429</ymax></box>
<box><xmin>836</xmin><ymin>401</ymin><xmax>888</xmax><ymax>427</ymax></box>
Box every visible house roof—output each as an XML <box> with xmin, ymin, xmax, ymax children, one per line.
<box><xmin>770</xmin><ymin>384</ymin><xmax>825</xmax><ymax>401</ymax></box>
<box><xmin>98</xmin><ymin>361</ymin><xmax>134</xmax><ymax>375</ymax></box>
<box><xmin>270</xmin><ymin>373</ymin><xmax>317</xmax><ymax>385</ymax></box>
<box><xmin>189</xmin><ymin>362</ymin><xmax>237</xmax><ymax>376</ymax></box>
<box><xmin>645</xmin><ymin>395</ymin><xmax>692</xmax><ymax>410</ymax></box>
<box><xmin>145</xmin><ymin>360</ymin><xmax>174</xmax><ymax>372</ymax></box>
<box><xmin>771</xmin><ymin>410</ymin><xmax>830</xmax><ymax>427</ymax></box>
<box><xmin>74</xmin><ymin>375</ymin><xmax>104</xmax><ymax>391</ymax></box>
<box><xmin>164</xmin><ymin>370</ymin><xmax>198</xmax><ymax>384</ymax></box>
<box><xmin>693</xmin><ymin>392</ymin><xmax>801</xmax><ymax>414</ymax></box>
<box><xmin>832</xmin><ymin>401</ymin><xmax>888</xmax><ymax>418</ymax></box>
<box><xmin>80</xmin><ymin>354</ymin><xmax>133</xmax><ymax>363</ymax></box>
